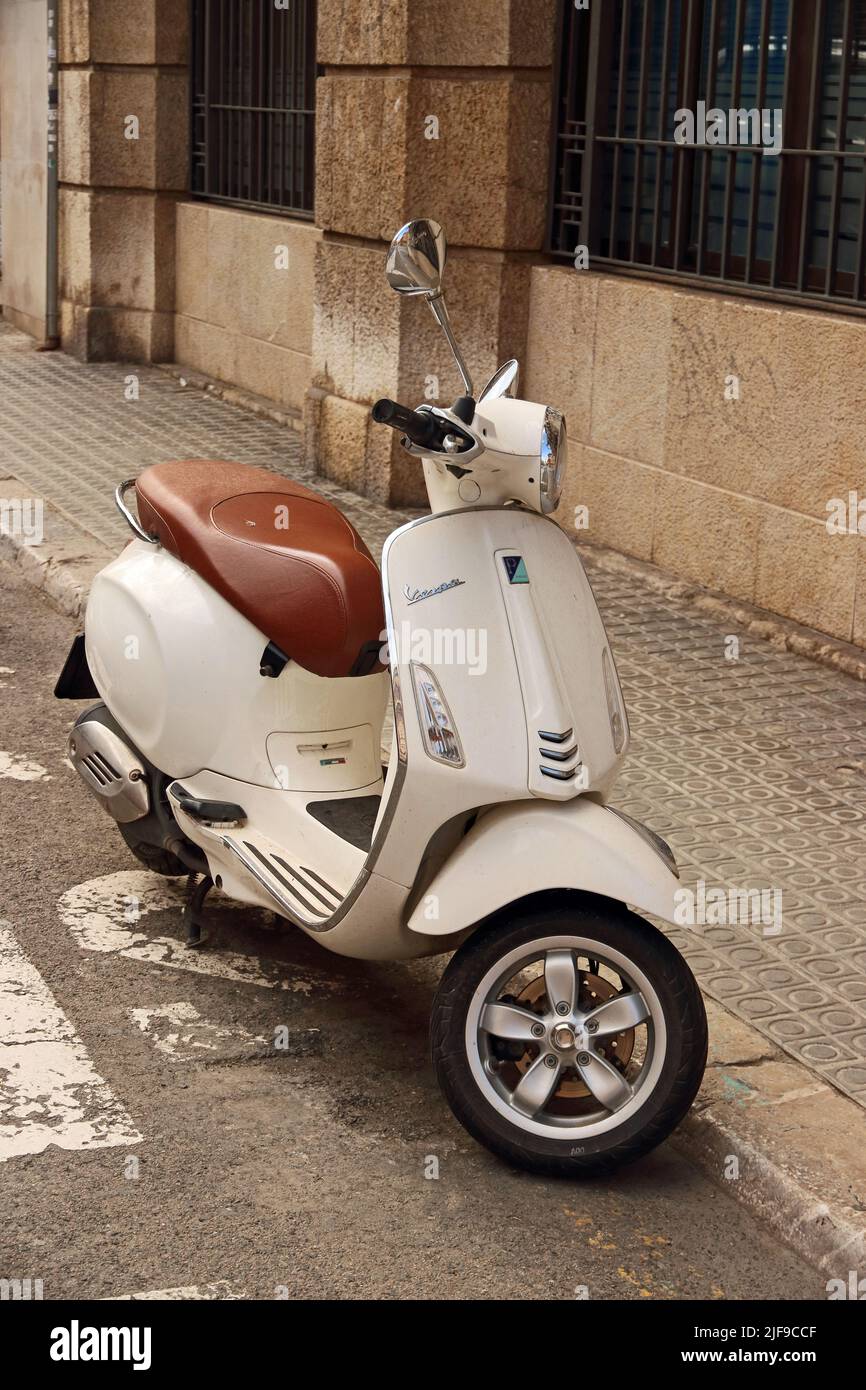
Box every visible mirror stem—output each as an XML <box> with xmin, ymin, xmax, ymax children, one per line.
<box><xmin>426</xmin><ymin>293</ymin><xmax>474</xmax><ymax>399</ymax></box>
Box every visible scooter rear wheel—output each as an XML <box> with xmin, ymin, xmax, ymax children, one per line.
<box><xmin>431</xmin><ymin>901</ymin><xmax>707</xmax><ymax>1177</ymax></box>
<box><xmin>118</xmin><ymin>823</ymin><xmax>188</xmax><ymax>877</ymax></box>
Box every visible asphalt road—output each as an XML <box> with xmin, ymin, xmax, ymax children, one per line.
<box><xmin>0</xmin><ymin>557</ymin><xmax>822</xmax><ymax>1301</ymax></box>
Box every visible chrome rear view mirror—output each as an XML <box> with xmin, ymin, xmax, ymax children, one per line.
<box><xmin>386</xmin><ymin>219</ymin><xmax>447</xmax><ymax>297</ymax></box>
<box><xmin>385</xmin><ymin>219</ymin><xmax>474</xmax><ymax>398</ymax></box>
<box><xmin>479</xmin><ymin>359</ymin><xmax>519</xmax><ymax>403</ymax></box>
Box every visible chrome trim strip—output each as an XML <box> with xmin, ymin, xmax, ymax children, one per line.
<box><xmin>115</xmin><ymin>479</ymin><xmax>159</xmax><ymax>544</ymax></box>
<box><xmin>241</xmin><ymin>842</ymin><xmax>327</xmax><ymax>917</ymax></box>
<box><xmin>539</xmin><ymin>765</ymin><xmax>577</xmax><ymax>782</ymax></box>
<box><xmin>606</xmin><ymin>807</ymin><xmax>680</xmax><ymax>879</ymax></box>
<box><xmin>221</xmin><ymin>833</ymin><xmax>375</xmax><ymax>936</ymax></box>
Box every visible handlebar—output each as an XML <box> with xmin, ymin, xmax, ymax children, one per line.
<box><xmin>371</xmin><ymin>398</ymin><xmax>440</xmax><ymax>449</ymax></box>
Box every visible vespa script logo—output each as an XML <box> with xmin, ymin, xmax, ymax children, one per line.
<box><xmin>403</xmin><ymin>578</ymin><xmax>465</xmax><ymax>606</ymax></box>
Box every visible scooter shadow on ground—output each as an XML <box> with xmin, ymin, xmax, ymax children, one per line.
<box><xmin>167</xmin><ymin>891</ymin><xmax>442</xmax><ymax>1047</ymax></box>
<box><xmin>150</xmin><ymin>898</ymin><xmax>702</xmax><ymax>1195</ymax></box>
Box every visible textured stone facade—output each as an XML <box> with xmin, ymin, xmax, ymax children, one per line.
<box><xmin>524</xmin><ymin>267</ymin><xmax>866</xmax><ymax>647</ymax></box>
<box><xmin>3</xmin><ymin>0</ymin><xmax>866</xmax><ymax>645</ymax></box>
<box><xmin>0</xmin><ymin>0</ymin><xmax>49</xmax><ymax>341</ymax></box>
<box><xmin>175</xmin><ymin>204</ymin><xmax>319</xmax><ymax>417</ymax></box>
<box><xmin>310</xmin><ymin>0</ymin><xmax>555</xmax><ymax>505</ymax></box>
<box><xmin>56</xmin><ymin>0</ymin><xmax>186</xmax><ymax>361</ymax></box>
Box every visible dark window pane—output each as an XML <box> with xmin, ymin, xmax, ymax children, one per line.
<box><xmin>190</xmin><ymin>0</ymin><xmax>317</xmax><ymax>218</ymax></box>
<box><xmin>806</xmin><ymin>0</ymin><xmax>866</xmax><ymax>284</ymax></box>
<box><xmin>548</xmin><ymin>0</ymin><xmax>866</xmax><ymax>307</ymax></box>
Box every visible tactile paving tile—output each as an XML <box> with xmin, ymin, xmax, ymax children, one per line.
<box><xmin>3</xmin><ymin>323</ymin><xmax>866</xmax><ymax>1105</ymax></box>
<box><xmin>0</xmin><ymin>324</ymin><xmax>414</xmax><ymax>556</ymax></box>
<box><xmin>595</xmin><ymin>571</ymin><xmax>866</xmax><ymax>1104</ymax></box>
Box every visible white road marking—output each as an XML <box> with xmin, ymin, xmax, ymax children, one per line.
<box><xmin>129</xmin><ymin>1002</ymin><xmax>269</xmax><ymax>1062</ymax></box>
<box><xmin>107</xmin><ymin>1282</ymin><xmax>245</xmax><ymax>1301</ymax></box>
<box><xmin>58</xmin><ymin>870</ymin><xmax>331</xmax><ymax>993</ymax></box>
<box><xmin>0</xmin><ymin>923</ymin><xmax>141</xmax><ymax>1162</ymax></box>
<box><xmin>0</xmin><ymin>751</ymin><xmax>49</xmax><ymax>781</ymax></box>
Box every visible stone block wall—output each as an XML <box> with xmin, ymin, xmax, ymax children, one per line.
<box><xmin>524</xmin><ymin>266</ymin><xmax>866</xmax><ymax>646</ymax></box>
<box><xmin>309</xmin><ymin>0</ymin><xmax>556</xmax><ymax>506</ymax></box>
<box><xmin>57</xmin><ymin>0</ymin><xmax>187</xmax><ymax>360</ymax></box>
<box><xmin>0</xmin><ymin>0</ymin><xmax>49</xmax><ymax>341</ymax></box>
<box><xmin>175</xmin><ymin>204</ymin><xmax>319</xmax><ymax>416</ymax></box>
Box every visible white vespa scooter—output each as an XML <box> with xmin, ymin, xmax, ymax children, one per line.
<box><xmin>57</xmin><ymin>220</ymin><xmax>707</xmax><ymax>1177</ymax></box>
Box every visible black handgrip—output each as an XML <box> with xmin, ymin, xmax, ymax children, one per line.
<box><xmin>371</xmin><ymin>398</ymin><xmax>439</xmax><ymax>448</ymax></box>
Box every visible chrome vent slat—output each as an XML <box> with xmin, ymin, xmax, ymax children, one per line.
<box><xmin>82</xmin><ymin>756</ymin><xmax>110</xmax><ymax>786</ymax></box>
<box><xmin>82</xmin><ymin>754</ymin><xmax>122</xmax><ymax>787</ymax></box>
<box><xmin>538</xmin><ymin>744</ymin><xmax>579</xmax><ymax>763</ymax></box>
<box><xmin>537</xmin><ymin>727</ymin><xmax>573</xmax><ymax>745</ymax></box>
<box><xmin>539</xmin><ymin>765</ymin><xmax>578</xmax><ymax>781</ymax></box>
<box><xmin>90</xmin><ymin>751</ymin><xmax>121</xmax><ymax>780</ymax></box>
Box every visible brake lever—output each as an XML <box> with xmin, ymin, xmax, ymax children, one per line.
<box><xmin>414</xmin><ymin>407</ymin><xmax>477</xmax><ymax>458</ymax></box>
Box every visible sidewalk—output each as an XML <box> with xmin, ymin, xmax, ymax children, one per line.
<box><xmin>2</xmin><ymin>321</ymin><xmax>865</xmax><ymax>1271</ymax></box>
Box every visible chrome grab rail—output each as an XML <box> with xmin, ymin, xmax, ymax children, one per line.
<box><xmin>115</xmin><ymin>478</ymin><xmax>159</xmax><ymax>544</ymax></box>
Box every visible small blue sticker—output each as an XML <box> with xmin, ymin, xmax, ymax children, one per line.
<box><xmin>503</xmin><ymin>555</ymin><xmax>529</xmax><ymax>585</ymax></box>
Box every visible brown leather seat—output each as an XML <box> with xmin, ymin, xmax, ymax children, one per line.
<box><xmin>135</xmin><ymin>461</ymin><xmax>385</xmax><ymax>679</ymax></box>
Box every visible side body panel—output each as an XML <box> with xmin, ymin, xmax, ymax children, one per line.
<box><xmin>85</xmin><ymin>540</ymin><xmax>389</xmax><ymax>790</ymax></box>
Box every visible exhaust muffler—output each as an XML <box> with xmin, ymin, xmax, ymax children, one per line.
<box><xmin>68</xmin><ymin>710</ymin><xmax>149</xmax><ymax>824</ymax></box>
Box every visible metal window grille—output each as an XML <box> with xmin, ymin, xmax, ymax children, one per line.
<box><xmin>548</xmin><ymin>0</ymin><xmax>866</xmax><ymax>311</ymax></box>
<box><xmin>190</xmin><ymin>0</ymin><xmax>317</xmax><ymax>218</ymax></box>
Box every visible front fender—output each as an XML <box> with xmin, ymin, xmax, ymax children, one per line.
<box><xmin>407</xmin><ymin>798</ymin><xmax>680</xmax><ymax>936</ymax></box>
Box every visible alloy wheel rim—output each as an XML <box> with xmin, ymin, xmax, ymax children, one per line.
<box><xmin>465</xmin><ymin>935</ymin><xmax>668</xmax><ymax>1141</ymax></box>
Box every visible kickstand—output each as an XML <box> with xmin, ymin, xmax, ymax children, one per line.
<box><xmin>183</xmin><ymin>873</ymin><xmax>214</xmax><ymax>948</ymax></box>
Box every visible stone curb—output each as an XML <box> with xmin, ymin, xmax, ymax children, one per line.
<box><xmin>0</xmin><ymin>478</ymin><xmax>110</xmax><ymax>623</ymax></box>
<box><xmin>2</xmin><ymin>484</ymin><xmax>864</xmax><ymax>1278</ymax></box>
<box><xmin>672</xmin><ymin>1000</ymin><xmax>866</xmax><ymax>1282</ymax></box>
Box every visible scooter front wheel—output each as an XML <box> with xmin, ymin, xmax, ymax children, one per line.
<box><xmin>431</xmin><ymin>902</ymin><xmax>707</xmax><ymax>1177</ymax></box>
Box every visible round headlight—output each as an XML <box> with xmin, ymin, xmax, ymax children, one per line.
<box><xmin>539</xmin><ymin>407</ymin><xmax>567</xmax><ymax>514</ymax></box>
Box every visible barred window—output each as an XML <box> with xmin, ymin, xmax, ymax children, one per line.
<box><xmin>191</xmin><ymin>0</ymin><xmax>317</xmax><ymax>218</ymax></box>
<box><xmin>548</xmin><ymin>0</ymin><xmax>866</xmax><ymax>309</ymax></box>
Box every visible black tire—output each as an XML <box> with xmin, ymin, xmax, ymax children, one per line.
<box><xmin>431</xmin><ymin>900</ymin><xmax>708</xmax><ymax>1178</ymax></box>
<box><xmin>118</xmin><ymin>824</ymin><xmax>188</xmax><ymax>877</ymax></box>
